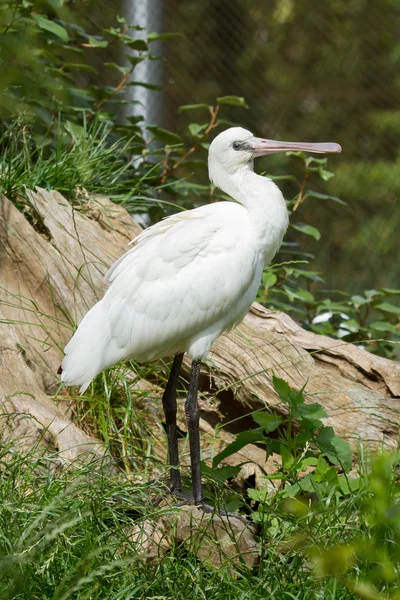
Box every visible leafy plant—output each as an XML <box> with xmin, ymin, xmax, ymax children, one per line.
<box><xmin>204</xmin><ymin>376</ymin><xmax>400</xmax><ymax>599</ymax></box>
<box><xmin>210</xmin><ymin>377</ymin><xmax>352</xmax><ymax>505</ymax></box>
<box><xmin>0</xmin><ymin>0</ymin><xmax>168</xmax><ymax>138</ymax></box>
<box><xmin>294</xmin><ymin>452</ymin><xmax>400</xmax><ymax>600</ymax></box>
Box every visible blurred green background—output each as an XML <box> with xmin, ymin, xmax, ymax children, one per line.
<box><xmin>163</xmin><ymin>0</ymin><xmax>400</xmax><ymax>293</ymax></box>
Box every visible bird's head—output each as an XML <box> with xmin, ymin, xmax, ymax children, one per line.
<box><xmin>208</xmin><ymin>126</ymin><xmax>341</xmax><ymax>190</ymax></box>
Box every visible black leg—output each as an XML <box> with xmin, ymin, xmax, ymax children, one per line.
<box><xmin>185</xmin><ymin>359</ymin><xmax>203</xmax><ymax>505</ymax></box>
<box><xmin>162</xmin><ymin>357</ymin><xmax>248</xmax><ymax>522</ymax></box>
<box><xmin>162</xmin><ymin>352</ymin><xmax>184</xmax><ymax>493</ymax></box>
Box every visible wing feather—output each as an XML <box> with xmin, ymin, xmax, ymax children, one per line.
<box><xmin>102</xmin><ymin>202</ymin><xmax>259</xmax><ymax>361</ymax></box>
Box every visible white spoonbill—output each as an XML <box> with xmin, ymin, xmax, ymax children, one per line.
<box><xmin>60</xmin><ymin>127</ymin><xmax>341</xmax><ymax>506</ymax></box>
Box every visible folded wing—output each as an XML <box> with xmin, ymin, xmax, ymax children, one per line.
<box><xmin>61</xmin><ymin>203</ymin><xmax>259</xmax><ymax>391</ymax></box>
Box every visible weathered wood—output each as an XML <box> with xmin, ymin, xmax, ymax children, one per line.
<box><xmin>0</xmin><ymin>320</ymin><xmax>106</xmax><ymax>462</ymax></box>
<box><xmin>0</xmin><ymin>188</ymin><xmax>399</xmax><ymax>465</ymax></box>
<box><xmin>195</xmin><ymin>305</ymin><xmax>400</xmax><ymax>449</ymax></box>
<box><xmin>0</xmin><ymin>188</ymin><xmax>141</xmax><ymax>391</ymax></box>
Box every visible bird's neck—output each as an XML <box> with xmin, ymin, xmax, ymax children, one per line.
<box><xmin>217</xmin><ymin>166</ymin><xmax>289</xmax><ymax>259</ymax></box>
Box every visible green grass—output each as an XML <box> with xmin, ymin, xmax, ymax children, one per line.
<box><xmin>2</xmin><ymin>364</ymin><xmax>400</xmax><ymax>600</ymax></box>
<box><xmin>0</xmin><ymin>444</ymin><xmax>353</xmax><ymax>600</ymax></box>
<box><xmin>0</xmin><ymin>118</ymin><xmax>175</xmax><ymax>216</ymax></box>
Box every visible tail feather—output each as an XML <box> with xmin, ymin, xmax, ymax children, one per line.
<box><xmin>60</xmin><ymin>301</ymin><xmax>114</xmax><ymax>393</ymax></box>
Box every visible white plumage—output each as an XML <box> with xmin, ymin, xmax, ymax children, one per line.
<box><xmin>60</xmin><ymin>127</ymin><xmax>341</xmax><ymax>393</ymax></box>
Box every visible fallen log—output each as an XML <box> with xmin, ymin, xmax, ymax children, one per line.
<box><xmin>193</xmin><ymin>304</ymin><xmax>400</xmax><ymax>449</ymax></box>
<box><xmin>0</xmin><ymin>188</ymin><xmax>399</xmax><ymax>465</ymax></box>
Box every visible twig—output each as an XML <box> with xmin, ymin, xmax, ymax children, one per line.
<box><xmin>172</xmin><ymin>105</ymin><xmax>220</xmax><ymax>172</ymax></box>
<box><xmin>292</xmin><ymin>171</ymin><xmax>309</xmax><ymax>211</ymax></box>
<box><xmin>160</xmin><ymin>148</ymin><xmax>172</xmax><ymax>186</ymax></box>
<box><xmin>86</xmin><ymin>34</ymin><xmax>142</xmax><ymax>120</ymax></box>
<box><xmin>91</xmin><ymin>66</ymin><xmax>135</xmax><ymax>118</ymax></box>
<box><xmin>158</xmin><ymin>105</ymin><xmax>220</xmax><ymax>186</ymax></box>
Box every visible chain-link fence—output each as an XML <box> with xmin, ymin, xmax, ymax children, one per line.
<box><xmin>124</xmin><ymin>0</ymin><xmax>400</xmax><ymax>292</ymax></box>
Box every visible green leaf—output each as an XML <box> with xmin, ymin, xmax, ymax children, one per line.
<box><xmin>318</xmin><ymin>166</ymin><xmax>335</xmax><ymax>181</ymax></box>
<box><xmin>64</xmin><ymin>121</ymin><xmax>85</xmax><ymax>139</ymax></box>
<box><xmin>300</xmin><ymin>457</ymin><xmax>318</xmax><ymax>470</ymax></box>
<box><xmin>351</xmin><ymin>294</ymin><xmax>369</xmax><ymax>308</ymax></box>
<box><xmin>201</xmin><ymin>463</ymin><xmax>241</xmax><ymax>484</ymax></box>
<box><xmin>262</xmin><ymin>271</ymin><xmax>277</xmax><ymax>289</ymax></box>
<box><xmin>147</xmin><ymin>32</ymin><xmax>183</xmax><ymax>41</ymax></box>
<box><xmin>47</xmin><ymin>0</ymin><xmax>66</xmax><ymax>7</ymax></box>
<box><xmin>212</xmin><ymin>429</ymin><xmax>265</xmax><ymax>468</ymax></box>
<box><xmin>280</xmin><ymin>444</ymin><xmax>294</xmax><ymax>468</ymax></box>
<box><xmin>314</xmin><ymin>456</ymin><xmax>331</xmax><ymax>482</ymax></box>
<box><xmin>32</xmin><ymin>14</ymin><xmax>69</xmax><ymax>42</ymax></box>
<box><xmin>338</xmin><ymin>475</ymin><xmax>360</xmax><ymax>495</ymax></box>
<box><xmin>381</xmin><ymin>288</ymin><xmax>400</xmax><ymax>295</ymax></box>
<box><xmin>179</xmin><ymin>103</ymin><xmax>211</xmax><ymax>113</ymax></box>
<box><xmin>105</xmin><ymin>63</ymin><xmax>131</xmax><ymax>75</ymax></box>
<box><xmin>125</xmin><ymin>39</ymin><xmax>148</xmax><ymax>51</ymax></box>
<box><xmin>272</xmin><ymin>376</ymin><xmax>291</xmax><ymax>402</ymax></box>
<box><xmin>321</xmin><ymin>467</ymin><xmax>340</xmax><ymax>488</ymax></box>
<box><xmin>188</xmin><ymin>123</ymin><xmax>207</xmax><ymax>137</ymax></box>
<box><xmin>283</xmin><ymin>473</ymin><xmax>316</xmax><ymax>497</ymax></box>
<box><xmin>253</xmin><ymin>412</ymin><xmax>283</xmax><ymax>432</ymax></box>
<box><xmin>294</xmin><ymin>402</ymin><xmax>328</xmax><ymax>420</ymax></box>
<box><xmin>248</xmin><ymin>488</ymin><xmax>269</xmax><ymax>502</ymax></box>
<box><xmin>291</xmin><ymin>223</ymin><xmax>321</xmax><ymax>240</ymax></box>
<box><xmin>281</xmin><ymin>482</ymin><xmax>302</xmax><ymax>498</ymax></box>
<box><xmin>364</xmin><ymin>289</ymin><xmax>382</xmax><ymax>299</ymax></box>
<box><xmin>307</xmin><ymin>190</ymin><xmax>347</xmax><ymax>206</ymax></box>
<box><xmin>126</xmin><ymin>56</ymin><xmax>145</xmax><ymax>66</ymax></box>
<box><xmin>282</xmin><ymin>285</ymin><xmax>314</xmax><ymax>303</ymax></box>
<box><xmin>316</xmin><ymin>427</ymin><xmax>353</xmax><ymax>472</ymax></box>
<box><xmin>63</xmin><ymin>63</ymin><xmax>97</xmax><ymax>74</ymax></box>
<box><xmin>128</xmin><ymin>81</ymin><xmax>162</xmax><ymax>90</ymax></box>
<box><xmin>146</xmin><ymin>126</ymin><xmax>183</xmax><ymax>145</ymax></box>
<box><xmin>289</xmin><ymin>388</ymin><xmax>305</xmax><ymax>405</ymax></box>
<box><xmin>85</xmin><ymin>35</ymin><xmax>108</xmax><ymax>48</ymax></box>
<box><xmin>369</xmin><ymin>321</ymin><xmax>397</xmax><ymax>332</ymax></box>
<box><xmin>375</xmin><ymin>302</ymin><xmax>400</xmax><ymax>316</ymax></box>
<box><xmin>319</xmin><ymin>299</ymin><xmax>350</xmax><ymax>313</ymax></box>
<box><xmin>341</xmin><ymin>319</ymin><xmax>359</xmax><ymax>332</ymax></box>
<box><xmin>217</xmin><ymin>95</ymin><xmax>249</xmax><ymax>108</ymax></box>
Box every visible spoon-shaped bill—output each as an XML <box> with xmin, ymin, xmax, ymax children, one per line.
<box><xmin>250</xmin><ymin>137</ymin><xmax>342</xmax><ymax>155</ymax></box>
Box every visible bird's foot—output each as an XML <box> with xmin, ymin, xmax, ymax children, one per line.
<box><xmin>152</xmin><ymin>483</ymin><xmax>191</xmax><ymax>507</ymax></box>
<box><xmin>175</xmin><ymin>498</ymin><xmax>249</xmax><ymax>524</ymax></box>
<box><xmin>152</xmin><ymin>482</ymin><xmax>248</xmax><ymax>524</ymax></box>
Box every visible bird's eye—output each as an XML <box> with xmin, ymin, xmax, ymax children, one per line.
<box><xmin>232</xmin><ymin>141</ymin><xmax>242</xmax><ymax>150</ymax></box>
